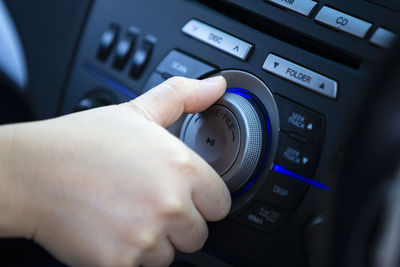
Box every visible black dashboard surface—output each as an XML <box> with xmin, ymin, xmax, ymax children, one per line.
<box><xmin>2</xmin><ymin>0</ymin><xmax>400</xmax><ymax>266</ymax></box>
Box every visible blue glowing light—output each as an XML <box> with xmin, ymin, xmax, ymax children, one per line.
<box><xmin>226</xmin><ymin>88</ymin><xmax>272</xmax><ymax>197</ymax></box>
<box><xmin>226</xmin><ymin>88</ymin><xmax>252</xmax><ymax>99</ymax></box>
<box><xmin>83</xmin><ymin>63</ymin><xmax>138</xmax><ymax>99</ymax></box>
<box><xmin>273</xmin><ymin>164</ymin><xmax>332</xmax><ymax>191</ymax></box>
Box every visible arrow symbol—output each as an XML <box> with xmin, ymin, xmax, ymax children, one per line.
<box><xmin>274</xmin><ymin>62</ymin><xmax>279</xmax><ymax>68</ymax></box>
<box><xmin>233</xmin><ymin>45</ymin><xmax>239</xmax><ymax>52</ymax></box>
<box><xmin>302</xmin><ymin>157</ymin><xmax>309</xmax><ymax>165</ymax></box>
<box><xmin>306</xmin><ymin>123</ymin><xmax>313</xmax><ymax>130</ymax></box>
<box><xmin>319</xmin><ymin>83</ymin><xmax>325</xmax><ymax>89</ymax></box>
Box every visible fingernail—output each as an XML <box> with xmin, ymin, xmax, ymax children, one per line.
<box><xmin>202</xmin><ymin>76</ymin><xmax>225</xmax><ymax>84</ymax></box>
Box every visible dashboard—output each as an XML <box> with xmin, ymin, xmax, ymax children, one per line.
<box><xmin>1</xmin><ymin>0</ymin><xmax>400</xmax><ymax>266</ymax></box>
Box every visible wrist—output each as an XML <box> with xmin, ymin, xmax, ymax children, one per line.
<box><xmin>0</xmin><ymin>124</ymin><xmax>40</xmax><ymax>239</ymax></box>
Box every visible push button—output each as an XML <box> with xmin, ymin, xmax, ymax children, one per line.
<box><xmin>275</xmin><ymin>95</ymin><xmax>323</xmax><ymax>144</ymax></box>
<box><xmin>181</xmin><ymin>91</ymin><xmax>264</xmax><ymax>193</ymax></box>
<box><xmin>129</xmin><ymin>34</ymin><xmax>157</xmax><ymax>79</ymax></box>
<box><xmin>315</xmin><ymin>6</ymin><xmax>373</xmax><ymax>39</ymax></box>
<box><xmin>112</xmin><ymin>27</ymin><xmax>139</xmax><ymax>70</ymax></box>
<box><xmin>370</xmin><ymin>28</ymin><xmax>399</xmax><ymax>49</ymax></box>
<box><xmin>263</xmin><ymin>54</ymin><xmax>338</xmax><ymax>99</ymax></box>
<box><xmin>264</xmin><ymin>0</ymin><xmax>317</xmax><ymax>17</ymax></box>
<box><xmin>142</xmin><ymin>50</ymin><xmax>217</xmax><ymax>93</ymax></box>
<box><xmin>257</xmin><ymin>171</ymin><xmax>307</xmax><ymax>211</ymax></box>
<box><xmin>276</xmin><ymin>132</ymin><xmax>319</xmax><ymax>177</ymax></box>
<box><xmin>181</xmin><ymin>19</ymin><xmax>254</xmax><ymax>60</ymax></box>
<box><xmin>182</xmin><ymin>105</ymin><xmax>241</xmax><ymax>176</ymax></box>
<box><xmin>156</xmin><ymin>50</ymin><xmax>216</xmax><ymax>78</ymax></box>
<box><xmin>236</xmin><ymin>201</ymin><xmax>289</xmax><ymax>233</ymax></box>
<box><xmin>97</xmin><ymin>24</ymin><xmax>120</xmax><ymax>61</ymax></box>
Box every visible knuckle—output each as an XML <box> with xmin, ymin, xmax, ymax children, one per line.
<box><xmin>137</xmin><ymin>230</ymin><xmax>158</xmax><ymax>251</ymax></box>
<box><xmin>160</xmin><ymin>195</ymin><xmax>186</xmax><ymax>217</ymax></box>
<box><xmin>171</xmin><ymin>147</ymin><xmax>198</xmax><ymax>176</ymax></box>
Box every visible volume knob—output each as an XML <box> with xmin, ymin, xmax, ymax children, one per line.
<box><xmin>180</xmin><ymin>92</ymin><xmax>265</xmax><ymax>193</ymax></box>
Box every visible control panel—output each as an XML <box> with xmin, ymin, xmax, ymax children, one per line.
<box><xmin>59</xmin><ymin>0</ymin><xmax>400</xmax><ymax>266</ymax></box>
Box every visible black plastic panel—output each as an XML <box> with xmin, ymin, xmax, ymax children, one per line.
<box><xmin>56</xmin><ymin>1</ymin><xmax>400</xmax><ymax>266</ymax></box>
<box><xmin>4</xmin><ymin>0</ymin><xmax>396</xmax><ymax>266</ymax></box>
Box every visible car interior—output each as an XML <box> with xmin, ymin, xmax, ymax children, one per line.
<box><xmin>0</xmin><ymin>0</ymin><xmax>399</xmax><ymax>266</ymax></box>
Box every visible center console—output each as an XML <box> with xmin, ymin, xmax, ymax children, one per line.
<box><xmin>59</xmin><ymin>0</ymin><xmax>400</xmax><ymax>266</ymax></box>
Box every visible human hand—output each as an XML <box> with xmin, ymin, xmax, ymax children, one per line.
<box><xmin>0</xmin><ymin>76</ymin><xmax>230</xmax><ymax>266</ymax></box>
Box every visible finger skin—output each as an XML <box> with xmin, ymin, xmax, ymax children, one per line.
<box><xmin>166</xmin><ymin>200</ymin><xmax>209</xmax><ymax>253</ymax></box>
<box><xmin>0</xmin><ymin>76</ymin><xmax>231</xmax><ymax>267</ymax></box>
<box><xmin>138</xmin><ymin>234</ymin><xmax>175</xmax><ymax>267</ymax></box>
<box><xmin>130</xmin><ymin>76</ymin><xmax>226</xmax><ymax>127</ymax></box>
<box><xmin>130</xmin><ymin>76</ymin><xmax>231</xmax><ymax>221</ymax></box>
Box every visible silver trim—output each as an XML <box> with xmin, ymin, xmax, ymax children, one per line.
<box><xmin>315</xmin><ymin>6</ymin><xmax>372</xmax><ymax>39</ymax></box>
<box><xmin>263</xmin><ymin>54</ymin><xmax>338</xmax><ymax>99</ymax></box>
<box><xmin>179</xmin><ymin>70</ymin><xmax>280</xmax><ymax>213</ymax></box>
<box><xmin>370</xmin><ymin>28</ymin><xmax>399</xmax><ymax>49</ymax></box>
<box><xmin>181</xmin><ymin>19</ymin><xmax>253</xmax><ymax>60</ymax></box>
<box><xmin>266</xmin><ymin>0</ymin><xmax>317</xmax><ymax>16</ymax></box>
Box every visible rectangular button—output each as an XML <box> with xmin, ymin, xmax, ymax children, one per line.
<box><xmin>97</xmin><ymin>24</ymin><xmax>120</xmax><ymax>61</ymax></box>
<box><xmin>156</xmin><ymin>50</ymin><xmax>216</xmax><ymax>78</ymax></box>
<box><xmin>265</xmin><ymin>0</ymin><xmax>317</xmax><ymax>16</ymax></box>
<box><xmin>275</xmin><ymin>95</ymin><xmax>324</xmax><ymax>144</ymax></box>
<box><xmin>276</xmin><ymin>132</ymin><xmax>320</xmax><ymax>177</ymax></box>
<box><xmin>370</xmin><ymin>28</ymin><xmax>399</xmax><ymax>49</ymax></box>
<box><xmin>263</xmin><ymin>54</ymin><xmax>338</xmax><ymax>99</ymax></box>
<box><xmin>182</xmin><ymin>19</ymin><xmax>253</xmax><ymax>60</ymax></box>
<box><xmin>257</xmin><ymin>171</ymin><xmax>307</xmax><ymax>211</ymax></box>
<box><xmin>315</xmin><ymin>6</ymin><xmax>373</xmax><ymax>39</ymax></box>
<box><xmin>236</xmin><ymin>202</ymin><xmax>289</xmax><ymax>233</ymax></box>
<box><xmin>129</xmin><ymin>34</ymin><xmax>156</xmax><ymax>79</ymax></box>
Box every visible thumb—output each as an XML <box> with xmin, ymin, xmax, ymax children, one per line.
<box><xmin>127</xmin><ymin>76</ymin><xmax>226</xmax><ymax>127</ymax></box>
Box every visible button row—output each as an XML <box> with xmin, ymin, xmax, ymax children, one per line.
<box><xmin>180</xmin><ymin>19</ymin><xmax>340</xmax><ymax>100</ymax></box>
<box><xmin>275</xmin><ymin>95</ymin><xmax>324</xmax><ymax>178</ymax></box>
<box><xmin>96</xmin><ymin>24</ymin><xmax>156</xmax><ymax>79</ymax></box>
<box><xmin>235</xmin><ymin>97</ymin><xmax>324</xmax><ymax>233</ymax></box>
<box><xmin>181</xmin><ymin>19</ymin><xmax>254</xmax><ymax>60</ymax></box>
<box><xmin>262</xmin><ymin>1</ymin><xmax>399</xmax><ymax>47</ymax></box>
<box><xmin>234</xmin><ymin>170</ymin><xmax>308</xmax><ymax>233</ymax></box>
<box><xmin>314</xmin><ymin>6</ymin><xmax>398</xmax><ymax>46</ymax></box>
<box><xmin>235</xmin><ymin>101</ymin><xmax>324</xmax><ymax>233</ymax></box>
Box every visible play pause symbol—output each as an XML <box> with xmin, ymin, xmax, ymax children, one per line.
<box><xmin>206</xmin><ymin>137</ymin><xmax>216</xmax><ymax>147</ymax></box>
